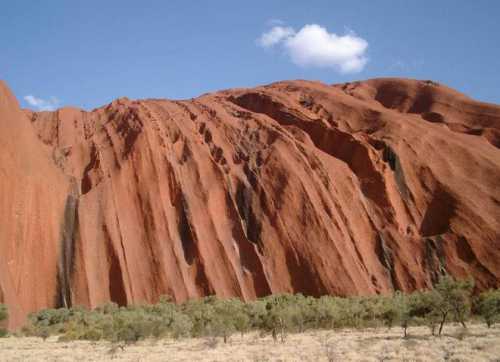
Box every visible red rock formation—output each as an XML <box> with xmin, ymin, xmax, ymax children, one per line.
<box><xmin>0</xmin><ymin>82</ymin><xmax>70</xmax><ymax>329</ymax></box>
<box><xmin>1</xmin><ymin>78</ymin><xmax>500</xmax><ymax>329</ymax></box>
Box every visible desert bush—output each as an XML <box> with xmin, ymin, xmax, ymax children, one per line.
<box><xmin>170</xmin><ymin>311</ymin><xmax>192</xmax><ymax>339</ymax></box>
<box><xmin>18</xmin><ymin>276</ymin><xmax>494</xmax><ymax>342</ymax></box>
<box><xmin>475</xmin><ymin>289</ymin><xmax>500</xmax><ymax>328</ymax></box>
<box><xmin>29</xmin><ymin>308</ymin><xmax>69</xmax><ymax>327</ymax></box>
<box><xmin>217</xmin><ymin>298</ymin><xmax>250</xmax><ymax>338</ymax></box>
<box><xmin>343</xmin><ymin>295</ymin><xmax>397</xmax><ymax>328</ymax></box>
<box><xmin>204</xmin><ymin>299</ymin><xmax>237</xmax><ymax>343</ymax></box>
<box><xmin>0</xmin><ymin>304</ymin><xmax>7</xmax><ymax>337</ymax></box>
<box><xmin>111</xmin><ymin>312</ymin><xmax>147</xmax><ymax>343</ymax></box>
<box><xmin>309</xmin><ymin>296</ymin><xmax>340</xmax><ymax>329</ymax></box>
<box><xmin>259</xmin><ymin>294</ymin><xmax>295</xmax><ymax>342</ymax></box>
<box><xmin>185</xmin><ymin>298</ymin><xmax>250</xmax><ymax>342</ymax></box>
<box><xmin>182</xmin><ymin>297</ymin><xmax>217</xmax><ymax>337</ymax></box>
<box><xmin>94</xmin><ymin>302</ymin><xmax>120</xmax><ymax>315</ymax></box>
<box><xmin>243</xmin><ymin>299</ymin><xmax>267</xmax><ymax>329</ymax></box>
<box><xmin>257</xmin><ymin>294</ymin><xmax>319</xmax><ymax>341</ymax></box>
<box><xmin>0</xmin><ymin>304</ymin><xmax>7</xmax><ymax>322</ymax></box>
<box><xmin>326</xmin><ymin>297</ymin><xmax>359</xmax><ymax>328</ymax></box>
<box><xmin>391</xmin><ymin>292</ymin><xmax>411</xmax><ymax>337</ymax></box>
<box><xmin>179</xmin><ymin>297</ymin><xmax>251</xmax><ymax>342</ymax></box>
<box><xmin>359</xmin><ymin>295</ymin><xmax>403</xmax><ymax>329</ymax></box>
<box><xmin>404</xmin><ymin>290</ymin><xmax>441</xmax><ymax>335</ymax></box>
<box><xmin>379</xmin><ymin>297</ymin><xmax>399</xmax><ymax>329</ymax></box>
<box><xmin>26</xmin><ymin>307</ymin><xmax>73</xmax><ymax>337</ymax></box>
<box><xmin>431</xmin><ymin>276</ymin><xmax>474</xmax><ymax>335</ymax></box>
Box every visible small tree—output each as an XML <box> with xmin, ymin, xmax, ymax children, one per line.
<box><xmin>334</xmin><ymin>297</ymin><xmax>365</xmax><ymax>328</ymax></box>
<box><xmin>226</xmin><ymin>299</ymin><xmax>251</xmax><ymax>338</ymax></box>
<box><xmin>311</xmin><ymin>296</ymin><xmax>340</xmax><ymax>329</ymax></box>
<box><xmin>408</xmin><ymin>290</ymin><xmax>440</xmax><ymax>336</ymax></box>
<box><xmin>206</xmin><ymin>314</ymin><xmax>234</xmax><ymax>344</ymax></box>
<box><xmin>393</xmin><ymin>292</ymin><xmax>411</xmax><ymax>337</ymax></box>
<box><xmin>244</xmin><ymin>299</ymin><xmax>267</xmax><ymax>330</ymax></box>
<box><xmin>476</xmin><ymin>289</ymin><xmax>500</xmax><ymax>328</ymax></box>
<box><xmin>170</xmin><ymin>311</ymin><xmax>193</xmax><ymax>339</ymax></box>
<box><xmin>182</xmin><ymin>297</ymin><xmax>216</xmax><ymax>337</ymax></box>
<box><xmin>432</xmin><ymin>276</ymin><xmax>474</xmax><ymax>335</ymax></box>
<box><xmin>261</xmin><ymin>295</ymin><xmax>300</xmax><ymax>342</ymax></box>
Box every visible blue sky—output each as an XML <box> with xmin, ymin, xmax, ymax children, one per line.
<box><xmin>1</xmin><ymin>1</ymin><xmax>499</xmax><ymax>110</ymax></box>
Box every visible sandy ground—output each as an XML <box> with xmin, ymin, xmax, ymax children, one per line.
<box><xmin>0</xmin><ymin>324</ymin><xmax>499</xmax><ymax>361</ymax></box>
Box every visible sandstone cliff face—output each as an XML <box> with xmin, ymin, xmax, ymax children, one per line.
<box><xmin>1</xmin><ymin>78</ymin><xmax>499</xmax><ymax>328</ymax></box>
<box><xmin>0</xmin><ymin>82</ymin><xmax>70</xmax><ymax>329</ymax></box>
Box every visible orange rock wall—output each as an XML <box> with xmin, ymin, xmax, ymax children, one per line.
<box><xmin>1</xmin><ymin>78</ymin><xmax>499</xmax><ymax>329</ymax></box>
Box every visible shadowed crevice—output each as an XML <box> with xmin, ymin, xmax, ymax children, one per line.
<box><xmin>225</xmin><ymin>190</ymin><xmax>271</xmax><ymax>297</ymax></box>
<box><xmin>424</xmin><ymin>236</ymin><xmax>446</xmax><ymax>284</ymax></box>
<box><xmin>176</xmin><ymin>194</ymin><xmax>197</xmax><ymax>265</ymax></box>
<box><xmin>235</xmin><ymin>181</ymin><xmax>262</xmax><ymax>248</ymax></box>
<box><xmin>81</xmin><ymin>143</ymin><xmax>102</xmax><ymax>195</ymax></box>
<box><xmin>374</xmin><ymin>233</ymin><xmax>399</xmax><ymax>290</ymax></box>
<box><xmin>102</xmin><ymin>225</ymin><xmax>128</xmax><ymax>306</ymax></box>
<box><xmin>55</xmin><ymin>187</ymin><xmax>79</xmax><ymax>308</ymax></box>
<box><xmin>420</xmin><ymin>187</ymin><xmax>456</xmax><ymax>237</ymax></box>
<box><xmin>382</xmin><ymin>145</ymin><xmax>410</xmax><ymax>200</ymax></box>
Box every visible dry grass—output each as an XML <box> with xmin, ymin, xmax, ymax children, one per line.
<box><xmin>1</xmin><ymin>324</ymin><xmax>499</xmax><ymax>361</ymax></box>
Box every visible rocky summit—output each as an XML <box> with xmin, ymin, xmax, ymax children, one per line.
<box><xmin>1</xmin><ymin>78</ymin><xmax>499</xmax><ymax>329</ymax></box>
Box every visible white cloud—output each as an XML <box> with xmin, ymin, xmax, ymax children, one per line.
<box><xmin>258</xmin><ymin>26</ymin><xmax>295</xmax><ymax>48</ymax></box>
<box><xmin>258</xmin><ymin>23</ymin><xmax>368</xmax><ymax>74</ymax></box>
<box><xmin>24</xmin><ymin>95</ymin><xmax>60</xmax><ymax>111</ymax></box>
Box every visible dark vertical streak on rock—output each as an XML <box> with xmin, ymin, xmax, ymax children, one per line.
<box><xmin>383</xmin><ymin>145</ymin><xmax>410</xmax><ymax>200</ymax></box>
<box><xmin>225</xmin><ymin>190</ymin><xmax>271</xmax><ymax>297</ymax></box>
<box><xmin>177</xmin><ymin>194</ymin><xmax>197</xmax><ymax>265</ymax></box>
<box><xmin>375</xmin><ymin>233</ymin><xmax>398</xmax><ymax>290</ymax></box>
<box><xmin>103</xmin><ymin>225</ymin><xmax>127</xmax><ymax>306</ymax></box>
<box><xmin>81</xmin><ymin>143</ymin><xmax>101</xmax><ymax>195</ymax></box>
<box><xmin>55</xmin><ymin>182</ymin><xmax>79</xmax><ymax>308</ymax></box>
<box><xmin>235</xmin><ymin>181</ymin><xmax>262</xmax><ymax>250</ymax></box>
<box><xmin>424</xmin><ymin>236</ymin><xmax>446</xmax><ymax>284</ymax></box>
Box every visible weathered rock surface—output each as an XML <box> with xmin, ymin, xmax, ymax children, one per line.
<box><xmin>0</xmin><ymin>82</ymin><xmax>70</xmax><ymax>329</ymax></box>
<box><xmin>1</xmin><ymin>78</ymin><xmax>499</xmax><ymax>328</ymax></box>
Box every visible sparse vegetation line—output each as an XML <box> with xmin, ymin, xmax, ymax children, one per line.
<box><xmin>1</xmin><ymin>276</ymin><xmax>499</xmax><ymax>344</ymax></box>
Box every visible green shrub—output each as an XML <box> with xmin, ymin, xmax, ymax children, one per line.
<box><xmin>0</xmin><ymin>304</ymin><xmax>7</xmax><ymax>322</ymax></box>
<box><xmin>213</xmin><ymin>298</ymin><xmax>249</xmax><ymax>340</ymax></box>
<box><xmin>391</xmin><ymin>292</ymin><xmax>411</xmax><ymax>337</ymax></box>
<box><xmin>476</xmin><ymin>289</ymin><xmax>500</xmax><ymax>328</ymax></box>
<box><xmin>407</xmin><ymin>290</ymin><xmax>440</xmax><ymax>335</ymax></box>
<box><xmin>431</xmin><ymin>276</ymin><xmax>474</xmax><ymax>335</ymax></box>
<box><xmin>258</xmin><ymin>294</ymin><xmax>309</xmax><ymax>342</ymax></box>
<box><xmin>18</xmin><ymin>276</ymin><xmax>495</xmax><ymax>342</ymax></box>
<box><xmin>309</xmin><ymin>296</ymin><xmax>340</xmax><ymax>329</ymax></box>
<box><xmin>170</xmin><ymin>311</ymin><xmax>192</xmax><ymax>339</ymax></box>
<box><xmin>181</xmin><ymin>297</ymin><xmax>248</xmax><ymax>342</ymax></box>
<box><xmin>182</xmin><ymin>297</ymin><xmax>217</xmax><ymax>337</ymax></box>
<box><xmin>243</xmin><ymin>299</ymin><xmax>267</xmax><ymax>330</ymax></box>
<box><xmin>0</xmin><ymin>304</ymin><xmax>8</xmax><ymax>338</ymax></box>
<box><xmin>260</xmin><ymin>295</ymin><xmax>287</xmax><ymax>342</ymax></box>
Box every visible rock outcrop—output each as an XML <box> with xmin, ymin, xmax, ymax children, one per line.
<box><xmin>0</xmin><ymin>81</ymin><xmax>70</xmax><ymax>329</ymax></box>
<box><xmin>1</xmin><ymin>78</ymin><xmax>499</xmax><ymax>328</ymax></box>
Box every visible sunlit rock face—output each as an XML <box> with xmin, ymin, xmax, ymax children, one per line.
<box><xmin>1</xmin><ymin>78</ymin><xmax>500</xmax><ymax>329</ymax></box>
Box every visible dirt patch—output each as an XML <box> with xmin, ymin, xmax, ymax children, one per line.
<box><xmin>1</xmin><ymin>324</ymin><xmax>499</xmax><ymax>361</ymax></box>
